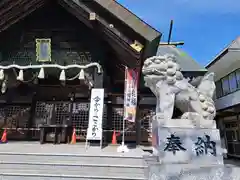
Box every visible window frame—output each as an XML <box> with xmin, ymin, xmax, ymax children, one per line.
<box><xmin>221</xmin><ymin>75</ymin><xmax>230</xmax><ymax>96</ymax></box>
<box><xmin>228</xmin><ymin>71</ymin><xmax>238</xmax><ymax>93</ymax></box>
<box><xmin>215</xmin><ymin>80</ymin><xmax>223</xmax><ymax>98</ymax></box>
<box><xmin>215</xmin><ymin>68</ymin><xmax>240</xmax><ymax>99</ymax></box>
<box><xmin>235</xmin><ymin>69</ymin><xmax>240</xmax><ymax>89</ymax></box>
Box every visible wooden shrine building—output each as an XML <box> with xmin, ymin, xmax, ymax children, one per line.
<box><xmin>0</xmin><ymin>0</ymin><xmax>161</xmax><ymax>145</ymax></box>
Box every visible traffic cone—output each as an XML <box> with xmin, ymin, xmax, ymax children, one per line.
<box><xmin>111</xmin><ymin>130</ymin><xmax>117</xmax><ymax>145</ymax></box>
<box><xmin>0</xmin><ymin>129</ymin><xmax>7</xmax><ymax>143</ymax></box>
<box><xmin>70</xmin><ymin>128</ymin><xmax>76</xmax><ymax>144</ymax></box>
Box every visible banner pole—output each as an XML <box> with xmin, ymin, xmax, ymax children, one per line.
<box><xmin>122</xmin><ymin>116</ymin><xmax>125</xmax><ymax>146</ymax></box>
<box><xmin>117</xmin><ymin>66</ymin><xmax>129</xmax><ymax>153</ymax></box>
<box><xmin>123</xmin><ymin>66</ymin><xmax>127</xmax><ymax>146</ymax></box>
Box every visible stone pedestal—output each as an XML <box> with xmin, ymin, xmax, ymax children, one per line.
<box><xmin>147</xmin><ymin>164</ymin><xmax>240</xmax><ymax>180</ymax></box>
<box><xmin>146</xmin><ymin>114</ymin><xmax>239</xmax><ymax>180</ymax></box>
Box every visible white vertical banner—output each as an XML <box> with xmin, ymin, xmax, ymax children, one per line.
<box><xmin>86</xmin><ymin>88</ymin><xmax>104</xmax><ymax>141</ymax></box>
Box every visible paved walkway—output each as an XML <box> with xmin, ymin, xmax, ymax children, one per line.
<box><xmin>224</xmin><ymin>158</ymin><xmax>240</xmax><ymax>167</ymax></box>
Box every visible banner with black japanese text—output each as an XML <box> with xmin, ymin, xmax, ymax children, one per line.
<box><xmin>123</xmin><ymin>67</ymin><xmax>139</xmax><ymax>122</ymax></box>
<box><xmin>86</xmin><ymin>88</ymin><xmax>104</xmax><ymax>141</ymax></box>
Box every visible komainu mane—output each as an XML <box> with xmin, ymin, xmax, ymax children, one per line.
<box><xmin>142</xmin><ymin>55</ymin><xmax>216</xmax><ymax>120</ymax></box>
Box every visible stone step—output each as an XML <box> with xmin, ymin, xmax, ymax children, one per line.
<box><xmin>142</xmin><ymin>155</ymin><xmax>158</xmax><ymax>166</ymax></box>
<box><xmin>0</xmin><ymin>144</ymin><xmax>148</xmax><ymax>179</ymax></box>
<box><xmin>0</xmin><ymin>162</ymin><xmax>146</xmax><ymax>180</ymax></box>
<box><xmin>0</xmin><ymin>162</ymin><xmax>146</xmax><ymax>176</ymax></box>
<box><xmin>0</xmin><ymin>173</ymin><xmax>146</xmax><ymax>180</ymax></box>
<box><xmin>0</xmin><ymin>152</ymin><xmax>144</xmax><ymax>166</ymax></box>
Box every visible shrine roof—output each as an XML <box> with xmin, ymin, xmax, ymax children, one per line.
<box><xmin>205</xmin><ymin>37</ymin><xmax>240</xmax><ymax>81</ymax></box>
<box><xmin>0</xmin><ymin>0</ymin><xmax>161</xmax><ymax>63</ymax></box>
<box><xmin>92</xmin><ymin>0</ymin><xmax>160</xmax><ymax>42</ymax></box>
<box><xmin>206</xmin><ymin>36</ymin><xmax>240</xmax><ymax>68</ymax></box>
<box><xmin>156</xmin><ymin>45</ymin><xmax>207</xmax><ymax>72</ymax></box>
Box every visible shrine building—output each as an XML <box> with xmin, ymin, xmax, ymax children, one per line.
<box><xmin>207</xmin><ymin>37</ymin><xmax>240</xmax><ymax>158</ymax></box>
<box><xmin>0</xmin><ymin>0</ymin><xmax>206</xmax><ymax>145</ymax></box>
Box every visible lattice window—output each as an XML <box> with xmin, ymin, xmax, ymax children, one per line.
<box><xmin>72</xmin><ymin>102</ymin><xmax>107</xmax><ymax>138</ymax></box>
<box><xmin>112</xmin><ymin>107</ymin><xmax>136</xmax><ymax>139</ymax></box>
<box><xmin>112</xmin><ymin>106</ymin><xmax>155</xmax><ymax>142</ymax></box>
<box><xmin>102</xmin><ymin>105</ymin><xmax>107</xmax><ymax>129</ymax></box>
<box><xmin>0</xmin><ymin>105</ymin><xmax>30</xmax><ymax>129</ymax></box>
<box><xmin>139</xmin><ymin>108</ymin><xmax>155</xmax><ymax>134</ymax></box>
<box><xmin>55</xmin><ymin>102</ymin><xmax>71</xmax><ymax>125</ymax></box>
<box><xmin>35</xmin><ymin>102</ymin><xmax>54</xmax><ymax>127</ymax></box>
<box><xmin>72</xmin><ymin>102</ymin><xmax>89</xmax><ymax>137</ymax></box>
<box><xmin>112</xmin><ymin>107</ymin><xmax>124</xmax><ymax>131</ymax></box>
<box><xmin>0</xmin><ymin>108</ymin><xmax>5</xmax><ymax>126</ymax></box>
<box><xmin>35</xmin><ymin>101</ymin><xmax>107</xmax><ymax>140</ymax></box>
<box><xmin>35</xmin><ymin>102</ymin><xmax>72</xmax><ymax>126</ymax></box>
<box><xmin>139</xmin><ymin>108</ymin><xmax>155</xmax><ymax>143</ymax></box>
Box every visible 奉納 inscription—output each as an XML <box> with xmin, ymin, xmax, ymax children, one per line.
<box><xmin>164</xmin><ymin>134</ymin><xmax>186</xmax><ymax>155</ymax></box>
<box><xmin>195</xmin><ymin>135</ymin><xmax>216</xmax><ymax>156</ymax></box>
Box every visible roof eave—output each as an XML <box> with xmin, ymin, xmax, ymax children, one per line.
<box><xmin>206</xmin><ymin>36</ymin><xmax>240</xmax><ymax>68</ymax></box>
<box><xmin>142</xmin><ymin>34</ymin><xmax>161</xmax><ymax>60</ymax></box>
<box><xmin>205</xmin><ymin>48</ymin><xmax>229</xmax><ymax>68</ymax></box>
<box><xmin>93</xmin><ymin>0</ymin><xmax>161</xmax><ymax>42</ymax></box>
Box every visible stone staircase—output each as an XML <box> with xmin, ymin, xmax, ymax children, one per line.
<box><xmin>0</xmin><ymin>143</ymin><xmax>148</xmax><ymax>180</ymax></box>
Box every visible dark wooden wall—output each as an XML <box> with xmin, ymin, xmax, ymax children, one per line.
<box><xmin>0</xmin><ymin>3</ymin><xmax>116</xmax><ymax>101</ymax></box>
<box><xmin>0</xmin><ymin>3</ymin><xmax>109</xmax><ymax>66</ymax></box>
<box><xmin>0</xmin><ymin>2</ymin><xmax>127</xmax><ymax>94</ymax></box>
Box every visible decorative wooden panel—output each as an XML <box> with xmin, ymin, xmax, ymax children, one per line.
<box><xmin>0</xmin><ymin>3</ymin><xmax>127</xmax><ymax>86</ymax></box>
<box><xmin>0</xmin><ymin>4</ymin><xmax>107</xmax><ymax>66</ymax></box>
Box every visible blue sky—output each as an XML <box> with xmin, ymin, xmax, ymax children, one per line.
<box><xmin>117</xmin><ymin>0</ymin><xmax>240</xmax><ymax>66</ymax></box>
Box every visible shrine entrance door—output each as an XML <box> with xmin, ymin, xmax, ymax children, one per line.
<box><xmin>33</xmin><ymin>100</ymin><xmax>107</xmax><ymax>142</ymax></box>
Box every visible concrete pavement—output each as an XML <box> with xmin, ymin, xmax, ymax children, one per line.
<box><xmin>224</xmin><ymin>158</ymin><xmax>240</xmax><ymax>167</ymax></box>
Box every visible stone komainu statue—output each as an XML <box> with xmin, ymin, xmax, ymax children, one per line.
<box><xmin>142</xmin><ymin>55</ymin><xmax>216</xmax><ymax>120</ymax></box>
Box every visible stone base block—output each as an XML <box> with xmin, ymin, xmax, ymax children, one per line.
<box><xmin>153</xmin><ymin>115</ymin><xmax>216</xmax><ymax>129</ymax></box>
<box><xmin>148</xmin><ymin>164</ymin><xmax>240</xmax><ymax>180</ymax></box>
<box><xmin>152</xmin><ymin>126</ymin><xmax>223</xmax><ymax>165</ymax></box>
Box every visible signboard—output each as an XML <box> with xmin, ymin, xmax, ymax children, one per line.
<box><xmin>36</xmin><ymin>39</ymin><xmax>51</xmax><ymax>62</ymax></box>
<box><xmin>124</xmin><ymin>67</ymin><xmax>139</xmax><ymax>122</ymax></box>
<box><xmin>86</xmin><ymin>88</ymin><xmax>104</xmax><ymax>141</ymax></box>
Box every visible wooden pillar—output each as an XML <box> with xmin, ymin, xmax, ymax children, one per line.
<box><xmin>94</xmin><ymin>68</ymin><xmax>103</xmax><ymax>88</ymax></box>
<box><xmin>51</xmin><ymin>97</ymin><xmax>56</xmax><ymax>125</ymax></box>
<box><xmin>68</xmin><ymin>93</ymin><xmax>74</xmax><ymax>126</ymax></box>
<box><xmin>106</xmin><ymin>95</ymin><xmax>113</xmax><ymax>143</ymax></box>
<box><xmin>135</xmin><ymin>64</ymin><xmax>142</xmax><ymax>146</ymax></box>
<box><xmin>135</xmin><ymin>94</ymin><xmax>141</xmax><ymax>145</ymax></box>
<box><xmin>27</xmin><ymin>92</ymin><xmax>37</xmax><ymax>140</ymax></box>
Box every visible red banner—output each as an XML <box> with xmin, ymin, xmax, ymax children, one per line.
<box><xmin>123</xmin><ymin>67</ymin><xmax>139</xmax><ymax>122</ymax></box>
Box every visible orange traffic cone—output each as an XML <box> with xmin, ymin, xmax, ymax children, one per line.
<box><xmin>0</xmin><ymin>129</ymin><xmax>7</xmax><ymax>143</ymax></box>
<box><xmin>112</xmin><ymin>130</ymin><xmax>117</xmax><ymax>145</ymax></box>
<box><xmin>70</xmin><ymin>128</ymin><xmax>76</xmax><ymax>144</ymax></box>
